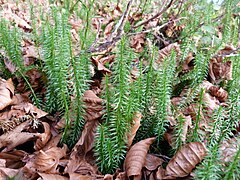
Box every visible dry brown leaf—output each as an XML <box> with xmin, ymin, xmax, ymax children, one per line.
<box><xmin>104</xmin><ymin>21</ymin><xmax>114</xmax><ymax>37</ymax></box>
<box><xmin>42</xmin><ymin>134</ymin><xmax>62</xmax><ymax>151</ymax></box>
<box><xmin>11</xmin><ymin>102</ymin><xmax>48</xmax><ymax>119</ymax></box>
<box><xmin>219</xmin><ymin>137</ymin><xmax>240</xmax><ymax>163</ymax></box>
<box><xmin>74</xmin><ymin>120</ymin><xmax>99</xmax><ymax>157</ymax></box>
<box><xmin>156</xmin><ymin>43</ymin><xmax>180</xmax><ymax>65</ymax></box>
<box><xmin>209</xmin><ymin>86</ymin><xmax>228</xmax><ymax>102</ymax></box>
<box><xmin>34</xmin><ymin>122</ymin><xmax>51</xmax><ymax>151</ymax></box>
<box><xmin>127</xmin><ymin>112</ymin><xmax>142</xmax><ymax>148</ymax></box>
<box><xmin>0</xmin><ymin>150</ymin><xmax>27</xmax><ymax>169</ymax></box>
<box><xmin>24</xmin><ymin>145</ymin><xmax>67</xmax><ymax>174</ymax></box>
<box><xmin>1</xmin><ymin>6</ymin><xmax>32</xmax><ymax>31</ymax></box>
<box><xmin>3</xmin><ymin>58</ymin><xmax>17</xmax><ymax>74</ymax></box>
<box><xmin>0</xmin><ymin>167</ymin><xmax>19</xmax><ymax>179</ymax></box>
<box><xmin>115</xmin><ymin>172</ymin><xmax>126</xmax><ymax>180</ymax></box>
<box><xmin>69</xmin><ymin>173</ymin><xmax>92</xmax><ymax>180</ymax></box>
<box><xmin>181</xmin><ymin>115</ymin><xmax>192</xmax><ymax>143</ymax></box>
<box><xmin>91</xmin><ymin>55</ymin><xmax>114</xmax><ymax>75</ymax></box>
<box><xmin>83</xmin><ymin>90</ymin><xmax>103</xmax><ymax>121</ymax></box>
<box><xmin>0</xmin><ymin>120</ymin><xmax>40</xmax><ymax>152</ymax></box>
<box><xmin>156</xmin><ymin>167</ymin><xmax>166</xmax><ymax>180</ymax></box>
<box><xmin>38</xmin><ymin>172</ymin><xmax>69</xmax><ymax>180</ymax></box>
<box><xmin>144</xmin><ymin>154</ymin><xmax>163</xmax><ymax>171</ymax></box>
<box><xmin>130</xmin><ymin>33</ymin><xmax>146</xmax><ymax>53</ymax></box>
<box><xmin>203</xmin><ymin>92</ymin><xmax>220</xmax><ymax>111</ymax></box>
<box><xmin>124</xmin><ymin>137</ymin><xmax>155</xmax><ymax>179</ymax></box>
<box><xmin>0</xmin><ymin>78</ymin><xmax>14</xmax><ymax>111</ymax></box>
<box><xmin>66</xmin><ymin>160</ymin><xmax>98</xmax><ymax>175</ymax></box>
<box><xmin>182</xmin><ymin>52</ymin><xmax>194</xmax><ymax>73</ymax></box>
<box><xmin>208</xmin><ymin>46</ymin><xmax>235</xmax><ymax>84</ymax></box>
<box><xmin>165</xmin><ymin>142</ymin><xmax>206</xmax><ymax>178</ymax></box>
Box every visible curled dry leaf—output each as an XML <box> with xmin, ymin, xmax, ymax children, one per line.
<box><xmin>11</xmin><ymin>102</ymin><xmax>48</xmax><ymax>119</ymax></box>
<box><xmin>38</xmin><ymin>172</ymin><xmax>69</xmax><ymax>180</ymax></box>
<box><xmin>0</xmin><ymin>120</ymin><xmax>40</xmax><ymax>152</ymax></box>
<box><xmin>203</xmin><ymin>92</ymin><xmax>220</xmax><ymax>111</ymax></box>
<box><xmin>69</xmin><ymin>173</ymin><xmax>93</xmax><ymax>180</ymax></box>
<box><xmin>124</xmin><ymin>137</ymin><xmax>155</xmax><ymax>178</ymax></box>
<box><xmin>24</xmin><ymin>145</ymin><xmax>68</xmax><ymax>174</ymax></box>
<box><xmin>127</xmin><ymin>112</ymin><xmax>141</xmax><ymax>148</ymax></box>
<box><xmin>0</xmin><ymin>150</ymin><xmax>27</xmax><ymax>169</ymax></box>
<box><xmin>156</xmin><ymin>43</ymin><xmax>180</xmax><ymax>66</ymax></box>
<box><xmin>34</xmin><ymin>122</ymin><xmax>51</xmax><ymax>151</ymax></box>
<box><xmin>83</xmin><ymin>90</ymin><xmax>103</xmax><ymax>121</ymax></box>
<box><xmin>0</xmin><ymin>167</ymin><xmax>19</xmax><ymax>179</ymax></box>
<box><xmin>0</xmin><ymin>78</ymin><xmax>14</xmax><ymax>111</ymax></box>
<box><xmin>144</xmin><ymin>154</ymin><xmax>163</xmax><ymax>171</ymax></box>
<box><xmin>165</xmin><ymin>142</ymin><xmax>206</xmax><ymax>178</ymax></box>
<box><xmin>1</xmin><ymin>5</ymin><xmax>32</xmax><ymax>31</ymax></box>
<box><xmin>74</xmin><ymin>120</ymin><xmax>99</xmax><ymax>157</ymax></box>
<box><xmin>130</xmin><ymin>33</ymin><xmax>146</xmax><ymax>53</ymax></box>
<box><xmin>209</xmin><ymin>86</ymin><xmax>228</xmax><ymax>102</ymax></box>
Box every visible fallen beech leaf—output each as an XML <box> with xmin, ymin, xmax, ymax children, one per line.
<box><xmin>203</xmin><ymin>93</ymin><xmax>219</xmax><ymax>111</ymax></box>
<box><xmin>34</xmin><ymin>122</ymin><xmax>51</xmax><ymax>150</ymax></box>
<box><xmin>38</xmin><ymin>172</ymin><xmax>69</xmax><ymax>180</ymax></box>
<box><xmin>181</xmin><ymin>115</ymin><xmax>192</xmax><ymax>143</ymax></box>
<box><xmin>69</xmin><ymin>173</ymin><xmax>92</xmax><ymax>180</ymax></box>
<box><xmin>83</xmin><ymin>90</ymin><xmax>103</xmax><ymax>121</ymax></box>
<box><xmin>0</xmin><ymin>167</ymin><xmax>19</xmax><ymax>179</ymax></box>
<box><xmin>156</xmin><ymin>43</ymin><xmax>180</xmax><ymax>66</ymax></box>
<box><xmin>144</xmin><ymin>154</ymin><xmax>163</xmax><ymax>171</ymax></box>
<box><xmin>0</xmin><ymin>150</ymin><xmax>27</xmax><ymax>169</ymax></box>
<box><xmin>209</xmin><ymin>86</ymin><xmax>228</xmax><ymax>102</ymax></box>
<box><xmin>4</xmin><ymin>58</ymin><xmax>16</xmax><ymax>73</ymax></box>
<box><xmin>0</xmin><ymin>78</ymin><xmax>14</xmax><ymax>110</ymax></box>
<box><xmin>75</xmin><ymin>120</ymin><xmax>99</xmax><ymax>157</ymax></box>
<box><xmin>130</xmin><ymin>33</ymin><xmax>145</xmax><ymax>53</ymax></box>
<box><xmin>0</xmin><ymin>121</ymin><xmax>40</xmax><ymax>152</ymax></box>
<box><xmin>124</xmin><ymin>137</ymin><xmax>155</xmax><ymax>178</ymax></box>
<box><xmin>127</xmin><ymin>112</ymin><xmax>142</xmax><ymax>148</ymax></box>
<box><xmin>156</xmin><ymin>167</ymin><xmax>166</xmax><ymax>180</ymax></box>
<box><xmin>165</xmin><ymin>142</ymin><xmax>206</xmax><ymax>178</ymax></box>
<box><xmin>66</xmin><ymin>160</ymin><xmax>98</xmax><ymax>175</ymax></box>
<box><xmin>1</xmin><ymin>9</ymin><xmax>32</xmax><ymax>31</ymax></box>
<box><xmin>115</xmin><ymin>172</ymin><xmax>126</xmax><ymax>180</ymax></box>
<box><xmin>11</xmin><ymin>102</ymin><xmax>48</xmax><ymax>118</ymax></box>
<box><xmin>24</xmin><ymin>145</ymin><xmax>67</xmax><ymax>174</ymax></box>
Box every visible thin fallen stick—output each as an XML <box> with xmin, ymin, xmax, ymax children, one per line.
<box><xmin>133</xmin><ymin>0</ymin><xmax>175</xmax><ymax>29</ymax></box>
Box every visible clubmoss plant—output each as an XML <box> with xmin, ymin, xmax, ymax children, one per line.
<box><xmin>95</xmin><ymin>37</ymin><xmax>138</xmax><ymax>174</ymax></box>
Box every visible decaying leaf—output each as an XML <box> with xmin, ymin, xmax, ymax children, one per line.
<box><xmin>24</xmin><ymin>145</ymin><xmax>68</xmax><ymax>174</ymax></box>
<box><xmin>0</xmin><ymin>78</ymin><xmax>14</xmax><ymax>111</ymax></box>
<box><xmin>124</xmin><ymin>137</ymin><xmax>155</xmax><ymax>179</ymax></box>
<box><xmin>34</xmin><ymin>122</ymin><xmax>51</xmax><ymax>151</ymax></box>
<box><xmin>144</xmin><ymin>154</ymin><xmax>163</xmax><ymax>171</ymax></box>
<box><xmin>0</xmin><ymin>150</ymin><xmax>27</xmax><ymax>169</ymax></box>
<box><xmin>209</xmin><ymin>86</ymin><xmax>228</xmax><ymax>102</ymax></box>
<box><xmin>38</xmin><ymin>172</ymin><xmax>69</xmax><ymax>180</ymax></box>
<box><xmin>0</xmin><ymin>167</ymin><xmax>19</xmax><ymax>179</ymax></box>
<box><xmin>83</xmin><ymin>90</ymin><xmax>103</xmax><ymax>121</ymax></box>
<box><xmin>156</xmin><ymin>43</ymin><xmax>180</xmax><ymax>66</ymax></box>
<box><xmin>127</xmin><ymin>112</ymin><xmax>141</xmax><ymax>148</ymax></box>
<box><xmin>74</xmin><ymin>120</ymin><xmax>99</xmax><ymax>158</ymax></box>
<box><xmin>0</xmin><ymin>120</ymin><xmax>40</xmax><ymax>152</ymax></box>
<box><xmin>11</xmin><ymin>102</ymin><xmax>48</xmax><ymax>119</ymax></box>
<box><xmin>165</xmin><ymin>142</ymin><xmax>206</xmax><ymax>178</ymax></box>
<box><xmin>130</xmin><ymin>33</ymin><xmax>146</xmax><ymax>53</ymax></box>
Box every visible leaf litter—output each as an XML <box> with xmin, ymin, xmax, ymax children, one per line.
<box><xmin>0</xmin><ymin>0</ymin><xmax>239</xmax><ymax>179</ymax></box>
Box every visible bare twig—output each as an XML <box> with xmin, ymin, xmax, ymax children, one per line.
<box><xmin>127</xmin><ymin>17</ymin><xmax>185</xmax><ymax>36</ymax></box>
<box><xmin>133</xmin><ymin>0</ymin><xmax>175</xmax><ymax>29</ymax></box>
<box><xmin>87</xmin><ymin>0</ymin><xmax>134</xmax><ymax>53</ymax></box>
